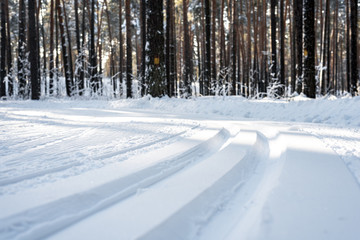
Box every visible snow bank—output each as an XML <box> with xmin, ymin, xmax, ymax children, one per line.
<box><xmin>2</xmin><ymin>95</ymin><xmax>359</xmax><ymax>127</ymax></box>
<box><xmin>109</xmin><ymin>95</ymin><xmax>360</xmax><ymax>127</ymax></box>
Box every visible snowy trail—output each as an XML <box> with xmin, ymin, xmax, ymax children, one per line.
<box><xmin>1</xmin><ymin>100</ymin><xmax>360</xmax><ymax>240</ymax></box>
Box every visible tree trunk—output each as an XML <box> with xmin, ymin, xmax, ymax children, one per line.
<box><xmin>204</xmin><ymin>0</ymin><xmax>211</xmax><ymax>95</ymax></box>
<box><xmin>89</xmin><ymin>0</ymin><xmax>98</xmax><ymax>94</ymax></box>
<box><xmin>350</xmin><ymin>0</ymin><xmax>358</xmax><ymax>95</ymax></box>
<box><xmin>271</xmin><ymin>0</ymin><xmax>277</xmax><ymax>88</ymax></box>
<box><xmin>279</xmin><ymin>0</ymin><xmax>285</xmax><ymax>96</ymax></box>
<box><xmin>18</xmin><ymin>0</ymin><xmax>26</xmax><ymax>98</ymax></box>
<box><xmin>5</xmin><ymin>0</ymin><xmax>12</xmax><ymax>96</ymax></box>
<box><xmin>74</xmin><ymin>0</ymin><xmax>81</xmax><ymax>93</ymax></box>
<box><xmin>346</xmin><ymin>0</ymin><xmax>351</xmax><ymax>93</ymax></box>
<box><xmin>146</xmin><ymin>0</ymin><xmax>165</xmax><ymax>97</ymax></box>
<box><xmin>125</xmin><ymin>0</ymin><xmax>132</xmax><ymax>98</ymax></box>
<box><xmin>295</xmin><ymin>0</ymin><xmax>303</xmax><ymax>94</ymax></box>
<box><xmin>211</xmin><ymin>0</ymin><xmax>217</xmax><ymax>84</ymax></box>
<box><xmin>183</xmin><ymin>0</ymin><xmax>192</xmax><ymax>97</ymax></box>
<box><xmin>141</xmin><ymin>0</ymin><xmax>146</xmax><ymax>96</ymax></box>
<box><xmin>0</xmin><ymin>0</ymin><xmax>6</xmax><ymax>97</ymax></box>
<box><xmin>49</xmin><ymin>0</ymin><xmax>55</xmax><ymax>95</ymax></box>
<box><xmin>231</xmin><ymin>0</ymin><xmax>237</xmax><ymax>95</ymax></box>
<box><xmin>303</xmin><ymin>0</ymin><xmax>316</xmax><ymax>98</ymax></box>
<box><xmin>28</xmin><ymin>0</ymin><xmax>40</xmax><ymax>99</ymax></box>
<box><xmin>119</xmin><ymin>0</ymin><xmax>124</xmax><ymax>96</ymax></box>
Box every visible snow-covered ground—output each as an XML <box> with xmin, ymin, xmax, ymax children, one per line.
<box><xmin>0</xmin><ymin>96</ymin><xmax>360</xmax><ymax>240</ymax></box>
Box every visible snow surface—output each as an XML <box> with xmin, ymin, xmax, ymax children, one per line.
<box><xmin>0</xmin><ymin>96</ymin><xmax>360</xmax><ymax>240</ymax></box>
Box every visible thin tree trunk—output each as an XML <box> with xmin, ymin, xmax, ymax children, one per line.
<box><xmin>279</xmin><ymin>0</ymin><xmax>285</xmax><ymax>96</ymax></box>
<box><xmin>49</xmin><ymin>0</ymin><xmax>55</xmax><ymax>95</ymax></box>
<box><xmin>0</xmin><ymin>0</ymin><xmax>6</xmax><ymax>97</ymax></box>
<box><xmin>126</xmin><ymin>0</ymin><xmax>132</xmax><ymax>98</ymax></box>
<box><xmin>295</xmin><ymin>0</ymin><xmax>303</xmax><ymax>93</ymax></box>
<box><xmin>350</xmin><ymin>0</ymin><xmax>358</xmax><ymax>95</ymax></box>
<box><xmin>62</xmin><ymin>0</ymin><xmax>74</xmax><ymax>92</ymax></box>
<box><xmin>211</xmin><ymin>0</ymin><xmax>217</xmax><ymax>84</ymax></box>
<box><xmin>119</xmin><ymin>0</ymin><xmax>124</xmax><ymax>96</ymax></box>
<box><xmin>271</xmin><ymin>0</ymin><xmax>277</xmax><ymax>88</ymax></box>
<box><xmin>74</xmin><ymin>0</ymin><xmax>81</xmax><ymax>93</ymax></box>
<box><xmin>89</xmin><ymin>0</ymin><xmax>98</xmax><ymax>93</ymax></box>
<box><xmin>29</xmin><ymin>0</ymin><xmax>40</xmax><ymax>99</ymax></box>
<box><xmin>204</xmin><ymin>0</ymin><xmax>211</xmax><ymax>95</ymax></box>
<box><xmin>5</xmin><ymin>0</ymin><xmax>12</xmax><ymax>96</ymax></box>
<box><xmin>231</xmin><ymin>0</ymin><xmax>237</xmax><ymax>95</ymax></box>
<box><xmin>141</xmin><ymin>0</ymin><xmax>146</xmax><ymax>96</ymax></box>
<box><xmin>346</xmin><ymin>0</ymin><xmax>350</xmax><ymax>93</ymax></box>
<box><xmin>183</xmin><ymin>0</ymin><xmax>192</xmax><ymax>97</ymax></box>
<box><xmin>18</xmin><ymin>0</ymin><xmax>26</xmax><ymax>97</ymax></box>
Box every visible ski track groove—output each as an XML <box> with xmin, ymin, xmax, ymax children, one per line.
<box><xmin>0</xmin><ymin>127</ymin><xmax>229</xmax><ymax>240</ymax></box>
<box><xmin>0</xmin><ymin>125</ymin><xmax>200</xmax><ymax>188</ymax></box>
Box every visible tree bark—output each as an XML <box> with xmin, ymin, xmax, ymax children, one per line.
<box><xmin>204</xmin><ymin>0</ymin><xmax>211</xmax><ymax>95</ymax></box>
<box><xmin>29</xmin><ymin>0</ymin><xmax>40</xmax><ymax>99</ymax></box>
<box><xmin>350</xmin><ymin>0</ymin><xmax>358</xmax><ymax>95</ymax></box>
<box><xmin>0</xmin><ymin>0</ymin><xmax>6</xmax><ymax>97</ymax></box>
<box><xmin>183</xmin><ymin>0</ymin><xmax>192</xmax><ymax>97</ymax></box>
<box><xmin>125</xmin><ymin>0</ymin><xmax>132</xmax><ymax>98</ymax></box>
<box><xmin>146</xmin><ymin>0</ymin><xmax>165</xmax><ymax>97</ymax></box>
<box><xmin>303</xmin><ymin>0</ymin><xmax>316</xmax><ymax>98</ymax></box>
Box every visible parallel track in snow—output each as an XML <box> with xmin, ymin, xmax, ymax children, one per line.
<box><xmin>1</xmin><ymin>107</ymin><xmax>360</xmax><ymax>240</ymax></box>
<box><xmin>0</xmin><ymin>125</ymin><xmax>230</xmax><ymax>240</ymax></box>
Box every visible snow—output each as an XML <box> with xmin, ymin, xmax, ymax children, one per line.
<box><xmin>0</xmin><ymin>96</ymin><xmax>360</xmax><ymax>240</ymax></box>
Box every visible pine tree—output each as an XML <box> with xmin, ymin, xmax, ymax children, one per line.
<box><xmin>303</xmin><ymin>0</ymin><xmax>316</xmax><ymax>98</ymax></box>
<box><xmin>183</xmin><ymin>0</ymin><xmax>192</xmax><ymax>97</ymax></box>
<box><xmin>204</xmin><ymin>0</ymin><xmax>211</xmax><ymax>95</ymax></box>
<box><xmin>350</xmin><ymin>0</ymin><xmax>358</xmax><ymax>95</ymax></box>
<box><xmin>294</xmin><ymin>0</ymin><xmax>303</xmax><ymax>94</ymax></box>
<box><xmin>0</xmin><ymin>0</ymin><xmax>6</xmax><ymax>98</ymax></box>
<box><xmin>270</xmin><ymin>0</ymin><xmax>277</xmax><ymax>87</ymax></box>
<box><xmin>89</xmin><ymin>0</ymin><xmax>98</xmax><ymax>94</ymax></box>
<box><xmin>126</xmin><ymin>0</ymin><xmax>132</xmax><ymax>98</ymax></box>
<box><xmin>18</xmin><ymin>0</ymin><xmax>27</xmax><ymax>98</ymax></box>
<box><xmin>28</xmin><ymin>0</ymin><xmax>40</xmax><ymax>99</ymax></box>
<box><xmin>146</xmin><ymin>0</ymin><xmax>165</xmax><ymax>97</ymax></box>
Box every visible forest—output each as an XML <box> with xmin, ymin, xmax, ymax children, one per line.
<box><xmin>0</xmin><ymin>0</ymin><xmax>359</xmax><ymax>100</ymax></box>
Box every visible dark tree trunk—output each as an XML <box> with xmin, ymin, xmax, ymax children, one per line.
<box><xmin>125</xmin><ymin>0</ymin><xmax>132</xmax><ymax>98</ymax></box>
<box><xmin>28</xmin><ymin>0</ymin><xmax>40</xmax><ymax>99</ymax></box>
<box><xmin>62</xmin><ymin>0</ymin><xmax>74</xmax><ymax>90</ymax></box>
<box><xmin>231</xmin><ymin>0</ymin><xmax>237</xmax><ymax>95</ymax></box>
<box><xmin>18</xmin><ymin>0</ymin><xmax>26</xmax><ymax>98</ymax></box>
<box><xmin>303</xmin><ymin>0</ymin><xmax>316</xmax><ymax>98</ymax></box>
<box><xmin>141</xmin><ymin>0</ymin><xmax>146</xmax><ymax>96</ymax></box>
<box><xmin>211</xmin><ymin>0</ymin><xmax>216</xmax><ymax>84</ymax></box>
<box><xmin>346</xmin><ymin>0</ymin><xmax>351</xmax><ymax>93</ymax></box>
<box><xmin>279</xmin><ymin>0</ymin><xmax>285</xmax><ymax>96</ymax></box>
<box><xmin>350</xmin><ymin>0</ymin><xmax>358</xmax><ymax>95</ymax></box>
<box><xmin>321</xmin><ymin>0</ymin><xmax>330</xmax><ymax>95</ymax></box>
<box><xmin>5</xmin><ymin>0</ymin><xmax>12</xmax><ymax>96</ymax></box>
<box><xmin>74</xmin><ymin>0</ymin><xmax>81</xmax><ymax>93</ymax></box>
<box><xmin>219</xmin><ymin>0</ymin><xmax>225</xmax><ymax>74</ymax></box>
<box><xmin>56</xmin><ymin>0</ymin><xmax>72</xmax><ymax>96</ymax></box>
<box><xmin>0</xmin><ymin>0</ymin><xmax>6</xmax><ymax>97</ymax></box>
<box><xmin>119</xmin><ymin>0</ymin><xmax>124</xmax><ymax>96</ymax></box>
<box><xmin>183</xmin><ymin>0</ymin><xmax>192</xmax><ymax>97</ymax></box>
<box><xmin>204</xmin><ymin>0</ymin><xmax>211</xmax><ymax>95</ymax></box>
<box><xmin>105</xmin><ymin>0</ymin><xmax>115</xmax><ymax>95</ymax></box>
<box><xmin>146</xmin><ymin>0</ymin><xmax>165</xmax><ymax>97</ymax></box>
<box><xmin>295</xmin><ymin>0</ymin><xmax>303</xmax><ymax>93</ymax></box>
<box><xmin>49</xmin><ymin>0</ymin><xmax>55</xmax><ymax>95</ymax></box>
<box><xmin>90</xmin><ymin>0</ymin><xmax>98</xmax><ymax>93</ymax></box>
<box><xmin>271</xmin><ymin>0</ymin><xmax>277</xmax><ymax>86</ymax></box>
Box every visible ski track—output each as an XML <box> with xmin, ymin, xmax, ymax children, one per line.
<box><xmin>1</xmin><ymin>105</ymin><xmax>360</xmax><ymax>240</ymax></box>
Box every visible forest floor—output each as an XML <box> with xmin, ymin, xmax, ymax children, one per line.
<box><xmin>1</xmin><ymin>95</ymin><xmax>360</xmax><ymax>240</ymax></box>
